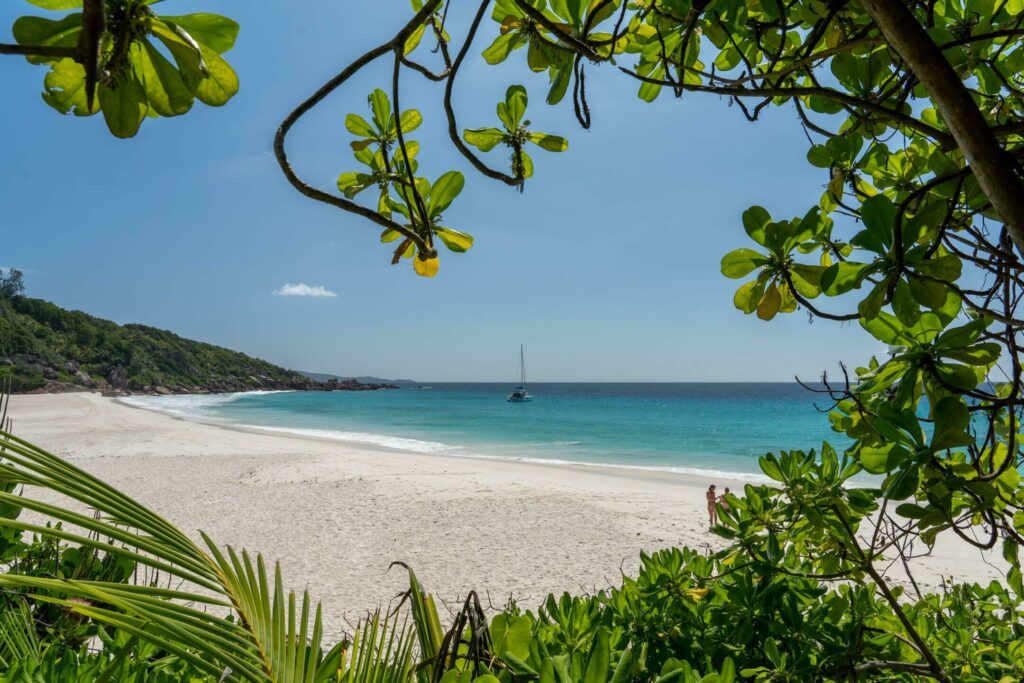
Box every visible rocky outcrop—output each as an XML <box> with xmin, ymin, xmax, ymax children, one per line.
<box><xmin>107</xmin><ymin>365</ymin><xmax>128</xmax><ymax>390</ymax></box>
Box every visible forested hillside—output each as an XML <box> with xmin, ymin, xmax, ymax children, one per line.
<box><xmin>0</xmin><ymin>296</ymin><xmax>387</xmax><ymax>394</ymax></box>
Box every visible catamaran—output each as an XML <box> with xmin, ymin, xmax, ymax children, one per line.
<box><xmin>507</xmin><ymin>345</ymin><xmax>532</xmax><ymax>402</ymax></box>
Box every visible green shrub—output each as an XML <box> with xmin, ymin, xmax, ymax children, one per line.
<box><xmin>0</xmin><ymin>365</ymin><xmax>45</xmax><ymax>392</ymax></box>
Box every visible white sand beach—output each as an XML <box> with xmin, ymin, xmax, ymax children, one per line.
<box><xmin>8</xmin><ymin>392</ymin><xmax>1007</xmax><ymax>637</ymax></box>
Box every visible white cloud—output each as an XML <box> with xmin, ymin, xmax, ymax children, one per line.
<box><xmin>273</xmin><ymin>283</ymin><xmax>337</xmax><ymax>298</ymax></box>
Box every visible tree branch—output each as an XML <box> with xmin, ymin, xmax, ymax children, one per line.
<box><xmin>618</xmin><ymin>67</ymin><xmax>954</xmax><ymax>144</ymax></box>
<box><xmin>0</xmin><ymin>43</ymin><xmax>77</xmax><ymax>59</ymax></box>
<box><xmin>857</xmin><ymin>0</ymin><xmax>1024</xmax><ymax>256</ymax></box>
<box><xmin>273</xmin><ymin>2</ymin><xmax>445</xmax><ymax>254</ymax></box>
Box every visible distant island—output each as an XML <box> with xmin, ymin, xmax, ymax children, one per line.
<box><xmin>0</xmin><ymin>295</ymin><xmax>397</xmax><ymax>395</ymax></box>
<box><xmin>300</xmin><ymin>371</ymin><xmax>416</xmax><ymax>386</ymax></box>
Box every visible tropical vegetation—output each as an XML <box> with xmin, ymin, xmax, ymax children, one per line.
<box><xmin>5</xmin><ymin>0</ymin><xmax>1024</xmax><ymax>681</ymax></box>
<box><xmin>0</xmin><ymin>293</ymin><xmax>322</xmax><ymax>393</ymax></box>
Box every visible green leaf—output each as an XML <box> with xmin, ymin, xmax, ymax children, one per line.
<box><xmin>539</xmin><ymin>659</ymin><xmax>557</xmax><ymax>683</ymax></box>
<box><xmin>933</xmin><ymin>363</ymin><xmax>980</xmax><ymax>391</ymax></box>
<box><xmin>930</xmin><ymin>397</ymin><xmax>973</xmax><ymax>451</ymax></box>
<box><xmin>860</xmin><ymin>443</ymin><xmax>910</xmax><ymax>474</ymax></box>
<box><xmin>186</xmin><ymin>46</ymin><xmax>238</xmax><ymax>106</ymax></box>
<box><xmin>884</xmin><ymin>463</ymin><xmax>920</xmax><ymax>500</ymax></box>
<box><xmin>806</xmin><ymin>145</ymin><xmax>832</xmax><ymax>168</ymax></box>
<box><xmin>892</xmin><ymin>280</ymin><xmax>920</xmax><ymax>326</ymax></box>
<box><xmin>153</xmin><ymin>26</ymin><xmax>238</xmax><ymax>107</ymax></box>
<box><xmin>41</xmin><ymin>58</ymin><xmax>98</xmax><ymax>116</ymax></box>
<box><xmin>789</xmin><ymin>264</ymin><xmax>823</xmax><ymax>298</ymax></box>
<box><xmin>160</xmin><ymin>14</ymin><xmax>240</xmax><ymax>54</ymax></box>
<box><xmin>428</xmin><ymin>171</ymin><xmax>465</xmax><ymax>218</ymax></box>
<box><xmin>936</xmin><ymin>319</ymin><xmax>985</xmax><ymax>349</ymax></box>
<box><xmin>100</xmin><ymin>74</ymin><xmax>148</xmax><ymax>139</ymax></box>
<box><xmin>345</xmin><ymin>114</ymin><xmax>376</xmax><ymax>138</ymax></box>
<box><xmin>519</xmin><ymin>150</ymin><xmax>534</xmax><ymax>179</ymax></box>
<box><xmin>506</xmin><ymin>85</ymin><xmax>528</xmax><ymax>126</ymax></box>
<box><xmin>369</xmin><ymin>89</ymin><xmax>392</xmax><ymax>131</ymax></box>
<box><xmin>527</xmin><ymin>38</ymin><xmax>551</xmax><ymax>72</ymax></box>
<box><xmin>489</xmin><ymin>613</ymin><xmax>531</xmax><ymax>660</ymax></box>
<box><xmin>337</xmin><ymin>172</ymin><xmax>374</xmax><ymax>198</ymax></box>
<box><xmin>637</xmin><ymin>79</ymin><xmax>662</xmax><ymax>103</ymax></box>
<box><xmin>908</xmin><ymin>276</ymin><xmax>947</xmax><ymax>309</ymax></box>
<box><xmin>941</xmin><ymin>343</ymin><xmax>1000</xmax><ymax>366</ymax></box>
<box><xmin>757</xmin><ymin>283</ymin><xmax>782</xmax><ymax>321</ymax></box>
<box><xmin>583</xmin><ymin>627</ymin><xmax>609</xmax><ymax>683</ymax></box>
<box><xmin>563</xmin><ymin>0</ymin><xmax>586</xmax><ymax>25</ymax></box>
<box><xmin>733</xmin><ymin>280</ymin><xmax>764</xmax><ymax>314</ymax></box>
<box><xmin>463</xmin><ymin>127</ymin><xmax>507</xmax><ymax>152</ymax></box>
<box><xmin>715</xmin><ymin>46</ymin><xmax>742</xmax><ymax>70</ymax></box>
<box><xmin>380</xmin><ymin>228</ymin><xmax>403</xmax><ymax>243</ymax></box>
<box><xmin>528</xmin><ymin>132</ymin><xmax>568</xmax><ymax>152</ymax></box>
<box><xmin>397</xmin><ymin>109</ymin><xmax>423</xmax><ymax>134</ymax></box>
<box><xmin>764</xmin><ymin>638</ymin><xmax>781</xmax><ymax>667</ymax></box>
<box><xmin>742</xmin><ymin>206</ymin><xmax>771</xmax><ymax>246</ymax></box>
<box><xmin>858</xmin><ymin>280</ymin><xmax>888</xmax><ymax>320</ymax></box>
<box><xmin>188</xmin><ymin>45</ymin><xmax>238</xmax><ymax>106</ymax></box>
<box><xmin>13</xmin><ymin>13</ymin><xmax>82</xmax><ymax>64</ymax></box>
<box><xmin>860</xmin><ymin>311</ymin><xmax>905</xmax><ymax>344</ymax></box>
<box><xmin>895</xmin><ymin>503</ymin><xmax>930</xmax><ymax>519</ymax></box>
<box><xmin>547</xmin><ymin>61</ymin><xmax>573</xmax><ymax>104</ymax></box>
<box><xmin>821</xmin><ymin>262</ymin><xmax>871</xmax><ymax>295</ymax></box>
<box><xmin>394</xmin><ymin>139</ymin><xmax>420</xmax><ymax>165</ymax></box>
<box><xmin>915</xmin><ymin>254</ymin><xmax>962</xmax><ymax>281</ymax></box>
<box><xmin>720</xmin><ymin>249</ymin><xmax>764</xmax><ymax>279</ymax></box>
<box><xmin>138</xmin><ymin>41</ymin><xmax>194</xmax><ymax>117</ymax></box>
<box><xmin>434</xmin><ymin>227</ymin><xmax>474</xmax><ymax>253</ymax></box>
<box><xmin>404</xmin><ymin>23</ymin><xmax>427</xmax><ymax>55</ymax></box>
<box><xmin>1003</xmin><ymin>537</ymin><xmax>1019</xmax><ymax>568</ymax></box>
<box><xmin>482</xmin><ymin>32</ymin><xmax>519</xmax><ymax>65</ymax></box>
<box><xmin>759</xmin><ymin>454</ymin><xmax>785</xmax><ymax>482</ymax></box>
<box><xmin>859</xmin><ymin>195</ymin><xmax>896</xmax><ymax>251</ymax></box>
<box><xmin>24</xmin><ymin>0</ymin><xmax>82</xmax><ymax>8</ymax></box>
<box><xmin>498</xmin><ymin>85</ymin><xmax>528</xmax><ymax>130</ymax></box>
<box><xmin>151</xmin><ymin>21</ymin><xmax>206</xmax><ymax>74</ymax></box>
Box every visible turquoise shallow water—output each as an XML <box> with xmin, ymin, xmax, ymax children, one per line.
<box><xmin>122</xmin><ymin>383</ymin><xmax>852</xmax><ymax>480</ymax></box>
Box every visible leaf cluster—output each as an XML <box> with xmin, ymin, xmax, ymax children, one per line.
<box><xmin>12</xmin><ymin>0</ymin><xmax>239</xmax><ymax>137</ymax></box>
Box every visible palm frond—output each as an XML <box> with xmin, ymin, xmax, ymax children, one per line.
<box><xmin>0</xmin><ymin>597</ymin><xmax>40</xmax><ymax>667</ymax></box>
<box><xmin>340</xmin><ymin>609</ymin><xmax>415</xmax><ymax>683</ymax></box>
<box><xmin>0</xmin><ymin>429</ymin><xmax>337</xmax><ymax>682</ymax></box>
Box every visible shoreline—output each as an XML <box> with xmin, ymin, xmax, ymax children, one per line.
<box><xmin>114</xmin><ymin>390</ymin><xmax>776</xmax><ymax>485</ymax></box>
<box><xmin>8</xmin><ymin>392</ymin><xmax>1007</xmax><ymax>637</ymax></box>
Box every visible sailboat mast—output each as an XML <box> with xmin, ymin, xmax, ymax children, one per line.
<box><xmin>520</xmin><ymin>345</ymin><xmax>526</xmax><ymax>387</ymax></box>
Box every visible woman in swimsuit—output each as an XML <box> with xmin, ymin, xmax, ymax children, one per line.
<box><xmin>706</xmin><ymin>485</ymin><xmax>717</xmax><ymax>528</ymax></box>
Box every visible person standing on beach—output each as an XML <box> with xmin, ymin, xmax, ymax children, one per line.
<box><xmin>718</xmin><ymin>487</ymin><xmax>731</xmax><ymax>513</ymax></box>
<box><xmin>706</xmin><ymin>485</ymin><xmax>718</xmax><ymax>528</ymax></box>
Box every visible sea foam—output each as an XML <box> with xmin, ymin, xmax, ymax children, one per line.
<box><xmin>116</xmin><ymin>390</ymin><xmax>293</xmax><ymax>420</ymax></box>
<box><xmin>243</xmin><ymin>425</ymin><xmax>453</xmax><ymax>454</ymax></box>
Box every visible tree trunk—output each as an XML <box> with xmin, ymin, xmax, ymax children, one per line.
<box><xmin>857</xmin><ymin>0</ymin><xmax>1024</xmax><ymax>256</ymax></box>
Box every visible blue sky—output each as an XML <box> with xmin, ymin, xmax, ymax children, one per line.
<box><xmin>1</xmin><ymin>1</ymin><xmax>881</xmax><ymax>381</ymax></box>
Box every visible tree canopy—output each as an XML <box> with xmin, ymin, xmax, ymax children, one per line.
<box><xmin>0</xmin><ymin>270</ymin><xmax>24</xmax><ymax>299</ymax></box>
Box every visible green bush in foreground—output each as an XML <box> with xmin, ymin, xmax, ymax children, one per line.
<box><xmin>1</xmin><ymin>429</ymin><xmax>1022</xmax><ymax>682</ymax></box>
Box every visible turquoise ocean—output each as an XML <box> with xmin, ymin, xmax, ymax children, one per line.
<box><xmin>121</xmin><ymin>383</ymin><xmax>852</xmax><ymax>481</ymax></box>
